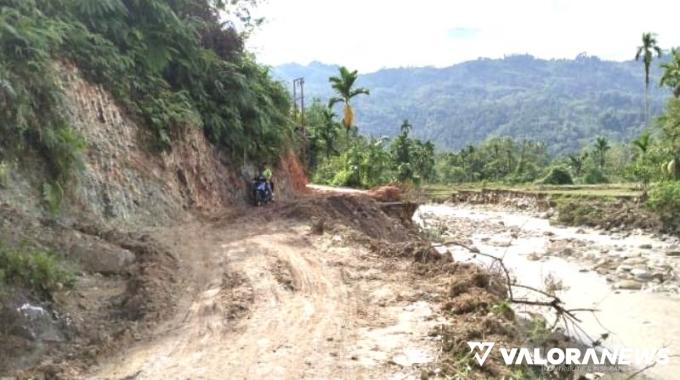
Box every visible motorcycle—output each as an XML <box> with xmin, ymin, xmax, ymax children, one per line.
<box><xmin>251</xmin><ymin>177</ymin><xmax>273</xmax><ymax>206</ymax></box>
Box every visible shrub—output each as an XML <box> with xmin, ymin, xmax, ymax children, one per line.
<box><xmin>540</xmin><ymin>166</ymin><xmax>573</xmax><ymax>185</ymax></box>
<box><xmin>647</xmin><ymin>181</ymin><xmax>680</xmax><ymax>230</ymax></box>
<box><xmin>0</xmin><ymin>161</ymin><xmax>9</xmax><ymax>188</ymax></box>
<box><xmin>582</xmin><ymin>167</ymin><xmax>609</xmax><ymax>184</ymax></box>
<box><xmin>0</xmin><ymin>244</ymin><xmax>75</xmax><ymax>297</ymax></box>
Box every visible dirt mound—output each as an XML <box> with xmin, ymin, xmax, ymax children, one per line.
<box><xmin>220</xmin><ymin>271</ymin><xmax>254</xmax><ymax>322</ymax></box>
<box><xmin>370</xmin><ymin>239</ymin><xmax>522</xmax><ymax>379</ymax></box>
<box><xmin>371</xmin><ymin>240</ymin><xmax>451</xmax><ymax>264</ymax></box>
<box><xmin>368</xmin><ymin>185</ymin><xmax>402</xmax><ymax>202</ymax></box>
<box><xmin>0</xmin><ymin>205</ymin><xmax>180</xmax><ymax>377</ymax></box>
<box><xmin>280</xmin><ymin>194</ymin><xmax>414</xmax><ymax>241</ymax></box>
<box><xmin>437</xmin><ymin>265</ymin><xmax>518</xmax><ymax>378</ymax></box>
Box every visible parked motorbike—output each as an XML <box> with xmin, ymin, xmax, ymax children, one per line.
<box><xmin>251</xmin><ymin>176</ymin><xmax>273</xmax><ymax>206</ymax></box>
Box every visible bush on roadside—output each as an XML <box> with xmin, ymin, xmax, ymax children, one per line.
<box><xmin>0</xmin><ymin>244</ymin><xmax>75</xmax><ymax>297</ymax></box>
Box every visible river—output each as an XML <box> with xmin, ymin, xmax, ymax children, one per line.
<box><xmin>415</xmin><ymin>203</ymin><xmax>680</xmax><ymax>379</ymax></box>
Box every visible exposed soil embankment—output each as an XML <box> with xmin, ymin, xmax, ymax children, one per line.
<box><xmin>0</xmin><ymin>63</ymin><xmax>309</xmax><ymax>376</ymax></box>
<box><xmin>0</xmin><ymin>204</ymin><xmax>181</xmax><ymax>376</ymax></box>
<box><xmin>450</xmin><ymin>188</ymin><xmax>669</xmax><ymax>235</ymax></box>
<box><xmin>452</xmin><ymin>189</ymin><xmax>553</xmax><ymax>211</ymax></box>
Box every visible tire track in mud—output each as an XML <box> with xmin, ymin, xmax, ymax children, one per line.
<box><xmin>88</xmin><ymin>208</ymin><xmax>441</xmax><ymax>380</ymax></box>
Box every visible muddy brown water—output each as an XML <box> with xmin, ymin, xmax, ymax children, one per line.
<box><xmin>415</xmin><ymin>204</ymin><xmax>680</xmax><ymax>380</ymax></box>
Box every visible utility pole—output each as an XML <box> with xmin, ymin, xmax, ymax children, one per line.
<box><xmin>293</xmin><ymin>77</ymin><xmax>305</xmax><ymax>127</ymax></box>
<box><xmin>293</xmin><ymin>77</ymin><xmax>310</xmax><ymax>167</ymax></box>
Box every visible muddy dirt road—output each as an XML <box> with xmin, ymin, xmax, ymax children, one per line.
<box><xmin>87</xmin><ymin>195</ymin><xmax>441</xmax><ymax>380</ymax></box>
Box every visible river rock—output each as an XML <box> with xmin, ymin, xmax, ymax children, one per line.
<box><xmin>622</xmin><ymin>257</ymin><xmax>647</xmax><ymax>266</ymax></box>
<box><xmin>575</xmin><ymin>228</ymin><xmax>586</xmax><ymax>234</ymax></box>
<box><xmin>616</xmin><ymin>280</ymin><xmax>643</xmax><ymax>290</ymax></box>
<box><xmin>527</xmin><ymin>253</ymin><xmax>541</xmax><ymax>261</ymax></box>
<box><xmin>631</xmin><ymin>268</ymin><xmax>653</xmax><ymax>281</ymax></box>
<box><xmin>582</xmin><ymin>251</ymin><xmax>597</xmax><ymax>261</ymax></box>
<box><xmin>666</xmin><ymin>250</ymin><xmax>680</xmax><ymax>257</ymax></box>
<box><xmin>639</xmin><ymin>243</ymin><xmax>653</xmax><ymax>249</ymax></box>
<box><xmin>616</xmin><ymin>264</ymin><xmax>633</xmax><ymax>273</ymax></box>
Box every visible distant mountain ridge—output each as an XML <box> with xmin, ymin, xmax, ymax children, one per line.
<box><xmin>273</xmin><ymin>55</ymin><xmax>669</xmax><ymax>155</ymax></box>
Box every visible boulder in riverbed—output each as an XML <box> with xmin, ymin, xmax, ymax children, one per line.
<box><xmin>615</xmin><ymin>280</ymin><xmax>643</xmax><ymax>290</ymax></box>
<box><xmin>666</xmin><ymin>250</ymin><xmax>680</xmax><ymax>257</ymax></box>
<box><xmin>616</xmin><ymin>264</ymin><xmax>633</xmax><ymax>273</ymax></box>
<box><xmin>622</xmin><ymin>257</ymin><xmax>647</xmax><ymax>266</ymax></box>
<box><xmin>631</xmin><ymin>268</ymin><xmax>653</xmax><ymax>281</ymax></box>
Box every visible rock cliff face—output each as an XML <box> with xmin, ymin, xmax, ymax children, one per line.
<box><xmin>60</xmin><ymin>63</ymin><xmax>305</xmax><ymax>227</ymax></box>
<box><xmin>2</xmin><ymin>63</ymin><xmax>306</xmax><ymax>228</ymax></box>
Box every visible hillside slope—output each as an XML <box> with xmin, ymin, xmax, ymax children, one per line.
<box><xmin>0</xmin><ymin>62</ymin><xmax>308</xmax><ymax>374</ymax></box>
<box><xmin>274</xmin><ymin>55</ymin><xmax>669</xmax><ymax>154</ymax></box>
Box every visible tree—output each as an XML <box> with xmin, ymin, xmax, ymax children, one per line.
<box><xmin>631</xmin><ymin>130</ymin><xmax>651</xmax><ymax>155</ymax></box>
<box><xmin>635</xmin><ymin>32</ymin><xmax>663</xmax><ymax>124</ymax></box>
<box><xmin>411</xmin><ymin>140</ymin><xmax>436</xmax><ymax>182</ymax></box>
<box><xmin>391</xmin><ymin>120</ymin><xmax>414</xmax><ymax>181</ymax></box>
<box><xmin>660</xmin><ymin>49</ymin><xmax>680</xmax><ymax>98</ymax></box>
<box><xmin>328</xmin><ymin>67</ymin><xmax>369</xmax><ymax>132</ymax></box>
<box><xmin>567</xmin><ymin>153</ymin><xmax>585</xmax><ymax>177</ymax></box>
<box><xmin>593</xmin><ymin>137</ymin><xmax>611</xmax><ymax>170</ymax></box>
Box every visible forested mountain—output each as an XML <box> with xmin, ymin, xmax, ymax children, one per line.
<box><xmin>274</xmin><ymin>55</ymin><xmax>669</xmax><ymax>155</ymax></box>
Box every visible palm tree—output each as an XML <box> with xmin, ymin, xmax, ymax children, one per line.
<box><xmin>635</xmin><ymin>32</ymin><xmax>663</xmax><ymax>123</ymax></box>
<box><xmin>328</xmin><ymin>67</ymin><xmax>370</xmax><ymax>133</ymax></box>
<box><xmin>593</xmin><ymin>137</ymin><xmax>610</xmax><ymax>170</ymax></box>
<box><xmin>567</xmin><ymin>154</ymin><xmax>584</xmax><ymax>176</ymax></box>
<box><xmin>660</xmin><ymin>48</ymin><xmax>680</xmax><ymax>98</ymax></box>
<box><xmin>632</xmin><ymin>131</ymin><xmax>651</xmax><ymax>155</ymax></box>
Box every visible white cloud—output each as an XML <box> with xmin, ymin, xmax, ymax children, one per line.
<box><xmin>247</xmin><ymin>0</ymin><xmax>680</xmax><ymax>72</ymax></box>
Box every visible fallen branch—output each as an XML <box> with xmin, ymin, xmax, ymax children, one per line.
<box><xmin>435</xmin><ymin>239</ymin><xmax>603</xmax><ymax>346</ymax></box>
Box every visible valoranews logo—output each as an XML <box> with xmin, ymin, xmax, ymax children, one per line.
<box><xmin>467</xmin><ymin>341</ymin><xmax>670</xmax><ymax>367</ymax></box>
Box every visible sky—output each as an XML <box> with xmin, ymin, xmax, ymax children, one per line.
<box><xmin>247</xmin><ymin>0</ymin><xmax>680</xmax><ymax>73</ymax></box>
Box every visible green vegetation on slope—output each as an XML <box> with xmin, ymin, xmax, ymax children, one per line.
<box><xmin>0</xmin><ymin>243</ymin><xmax>75</xmax><ymax>297</ymax></box>
<box><xmin>0</xmin><ymin>0</ymin><xmax>294</xmax><ymax>211</ymax></box>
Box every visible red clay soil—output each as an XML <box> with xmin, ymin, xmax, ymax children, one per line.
<box><xmin>277</xmin><ymin>151</ymin><xmax>309</xmax><ymax>194</ymax></box>
<box><xmin>367</xmin><ymin>185</ymin><xmax>403</xmax><ymax>202</ymax></box>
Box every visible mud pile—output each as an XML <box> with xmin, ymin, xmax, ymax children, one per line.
<box><xmin>280</xmin><ymin>194</ymin><xmax>416</xmax><ymax>241</ymax></box>
<box><xmin>0</xmin><ymin>205</ymin><xmax>180</xmax><ymax>376</ymax></box>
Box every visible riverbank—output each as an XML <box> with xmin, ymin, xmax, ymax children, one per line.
<box><xmin>415</xmin><ymin>202</ymin><xmax>680</xmax><ymax>379</ymax></box>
